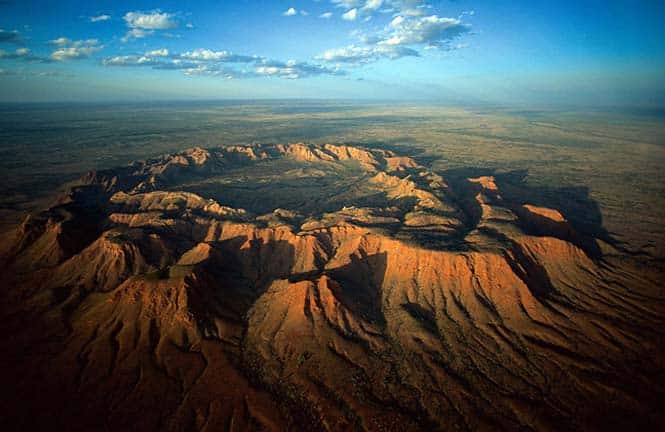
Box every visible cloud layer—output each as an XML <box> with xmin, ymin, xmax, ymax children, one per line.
<box><xmin>0</xmin><ymin>2</ymin><xmax>472</xmax><ymax>82</ymax></box>
<box><xmin>317</xmin><ymin>1</ymin><xmax>471</xmax><ymax>66</ymax></box>
<box><xmin>103</xmin><ymin>48</ymin><xmax>344</xmax><ymax>80</ymax></box>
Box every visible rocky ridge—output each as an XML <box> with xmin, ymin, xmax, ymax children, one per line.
<box><xmin>1</xmin><ymin>143</ymin><xmax>664</xmax><ymax>431</ymax></box>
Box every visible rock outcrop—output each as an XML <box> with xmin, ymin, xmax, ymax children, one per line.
<box><xmin>1</xmin><ymin>143</ymin><xmax>664</xmax><ymax>432</ymax></box>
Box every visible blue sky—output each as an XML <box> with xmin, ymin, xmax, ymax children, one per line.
<box><xmin>0</xmin><ymin>0</ymin><xmax>664</xmax><ymax>104</ymax></box>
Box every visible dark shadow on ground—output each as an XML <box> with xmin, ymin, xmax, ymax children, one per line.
<box><xmin>440</xmin><ymin>167</ymin><xmax>618</xmax><ymax>256</ymax></box>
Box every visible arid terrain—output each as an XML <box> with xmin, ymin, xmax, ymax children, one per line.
<box><xmin>1</xmin><ymin>122</ymin><xmax>664</xmax><ymax>430</ymax></box>
<box><xmin>2</xmin><ymin>0</ymin><xmax>664</xmax><ymax>427</ymax></box>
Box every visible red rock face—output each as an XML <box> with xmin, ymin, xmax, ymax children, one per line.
<box><xmin>1</xmin><ymin>143</ymin><xmax>663</xmax><ymax>431</ymax></box>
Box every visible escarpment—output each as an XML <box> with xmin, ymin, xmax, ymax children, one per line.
<box><xmin>1</xmin><ymin>143</ymin><xmax>664</xmax><ymax>432</ymax></box>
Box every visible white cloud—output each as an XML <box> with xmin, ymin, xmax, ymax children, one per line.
<box><xmin>180</xmin><ymin>49</ymin><xmax>228</xmax><ymax>61</ymax></box>
<box><xmin>178</xmin><ymin>48</ymin><xmax>256</xmax><ymax>63</ymax></box>
<box><xmin>283</xmin><ymin>7</ymin><xmax>297</xmax><ymax>16</ymax></box>
<box><xmin>103</xmin><ymin>48</ymin><xmax>256</xmax><ymax>65</ymax></box>
<box><xmin>342</xmin><ymin>8</ymin><xmax>358</xmax><ymax>20</ymax></box>
<box><xmin>315</xmin><ymin>4</ymin><xmax>470</xmax><ymax>68</ymax></box>
<box><xmin>327</xmin><ymin>0</ymin><xmax>432</xmax><ymax>17</ymax></box>
<box><xmin>330</xmin><ymin>0</ymin><xmax>426</xmax><ymax>15</ymax></box>
<box><xmin>181</xmin><ymin>64</ymin><xmax>234</xmax><ymax>78</ymax></box>
<box><xmin>255</xmin><ymin>59</ymin><xmax>344</xmax><ymax>79</ymax></box>
<box><xmin>49</xmin><ymin>37</ymin><xmax>99</xmax><ymax>47</ymax></box>
<box><xmin>47</xmin><ymin>38</ymin><xmax>102</xmax><ymax>61</ymax></box>
<box><xmin>50</xmin><ymin>45</ymin><xmax>102</xmax><ymax>61</ymax></box>
<box><xmin>121</xmin><ymin>28</ymin><xmax>153</xmax><ymax>42</ymax></box>
<box><xmin>390</xmin><ymin>16</ymin><xmax>404</xmax><ymax>27</ymax></box>
<box><xmin>103</xmin><ymin>55</ymin><xmax>159</xmax><ymax>66</ymax></box>
<box><xmin>145</xmin><ymin>48</ymin><xmax>169</xmax><ymax>57</ymax></box>
<box><xmin>300</xmin><ymin>10</ymin><xmax>309</xmax><ymax>16</ymax></box>
<box><xmin>331</xmin><ymin>0</ymin><xmax>362</xmax><ymax>8</ymax></box>
<box><xmin>50</xmin><ymin>47</ymin><xmax>101</xmax><ymax>61</ymax></box>
<box><xmin>89</xmin><ymin>14</ymin><xmax>111</xmax><ymax>23</ymax></box>
<box><xmin>363</xmin><ymin>0</ymin><xmax>383</xmax><ymax>10</ymax></box>
<box><xmin>316</xmin><ymin>45</ymin><xmax>370</xmax><ymax>62</ymax></box>
<box><xmin>256</xmin><ymin>66</ymin><xmax>280</xmax><ymax>75</ymax></box>
<box><xmin>380</xmin><ymin>15</ymin><xmax>470</xmax><ymax>47</ymax></box>
<box><xmin>320</xmin><ymin>12</ymin><xmax>333</xmax><ymax>18</ymax></box>
<box><xmin>49</xmin><ymin>37</ymin><xmax>70</xmax><ymax>46</ymax></box>
<box><xmin>316</xmin><ymin>44</ymin><xmax>418</xmax><ymax>64</ymax></box>
<box><xmin>103</xmin><ymin>48</ymin><xmax>344</xmax><ymax>80</ymax></box>
<box><xmin>0</xmin><ymin>47</ymin><xmax>55</xmax><ymax>64</ymax></box>
<box><xmin>124</xmin><ymin>10</ymin><xmax>177</xmax><ymax>30</ymax></box>
<box><xmin>391</xmin><ymin>0</ymin><xmax>429</xmax><ymax>16</ymax></box>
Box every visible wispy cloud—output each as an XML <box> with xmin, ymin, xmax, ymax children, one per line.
<box><xmin>0</xmin><ymin>67</ymin><xmax>73</xmax><ymax>78</ymax></box>
<box><xmin>102</xmin><ymin>55</ymin><xmax>163</xmax><ymax>67</ymax></box>
<box><xmin>283</xmin><ymin>7</ymin><xmax>297</xmax><ymax>17</ymax></box>
<box><xmin>49</xmin><ymin>37</ymin><xmax>99</xmax><ymax>46</ymax></box>
<box><xmin>49</xmin><ymin>38</ymin><xmax>103</xmax><ymax>61</ymax></box>
<box><xmin>50</xmin><ymin>46</ymin><xmax>102</xmax><ymax>61</ymax></box>
<box><xmin>103</xmin><ymin>48</ymin><xmax>344</xmax><ymax>80</ymax></box>
<box><xmin>178</xmin><ymin>48</ymin><xmax>257</xmax><ymax>63</ymax></box>
<box><xmin>329</xmin><ymin>0</ymin><xmax>429</xmax><ymax>17</ymax></box>
<box><xmin>331</xmin><ymin>0</ymin><xmax>363</xmax><ymax>8</ymax></box>
<box><xmin>2</xmin><ymin>37</ymin><xmax>103</xmax><ymax>63</ymax></box>
<box><xmin>48</xmin><ymin>37</ymin><xmax>70</xmax><ymax>46</ymax></box>
<box><xmin>320</xmin><ymin>12</ymin><xmax>333</xmax><ymax>19</ymax></box>
<box><xmin>0</xmin><ymin>28</ymin><xmax>23</xmax><ymax>45</ymax></box>
<box><xmin>392</xmin><ymin>0</ymin><xmax>431</xmax><ymax>17</ymax></box>
<box><xmin>178</xmin><ymin>64</ymin><xmax>251</xmax><ymax>79</ymax></box>
<box><xmin>255</xmin><ymin>59</ymin><xmax>344</xmax><ymax>79</ymax></box>
<box><xmin>0</xmin><ymin>47</ymin><xmax>48</xmax><ymax>62</ymax></box>
<box><xmin>145</xmin><ymin>48</ymin><xmax>169</xmax><ymax>57</ymax></box>
<box><xmin>121</xmin><ymin>29</ymin><xmax>152</xmax><ymax>42</ymax></box>
<box><xmin>363</xmin><ymin>0</ymin><xmax>384</xmax><ymax>11</ymax></box>
<box><xmin>342</xmin><ymin>8</ymin><xmax>358</xmax><ymax>21</ymax></box>
<box><xmin>316</xmin><ymin>44</ymin><xmax>418</xmax><ymax>64</ymax></box>
<box><xmin>89</xmin><ymin>14</ymin><xmax>111</xmax><ymax>23</ymax></box>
